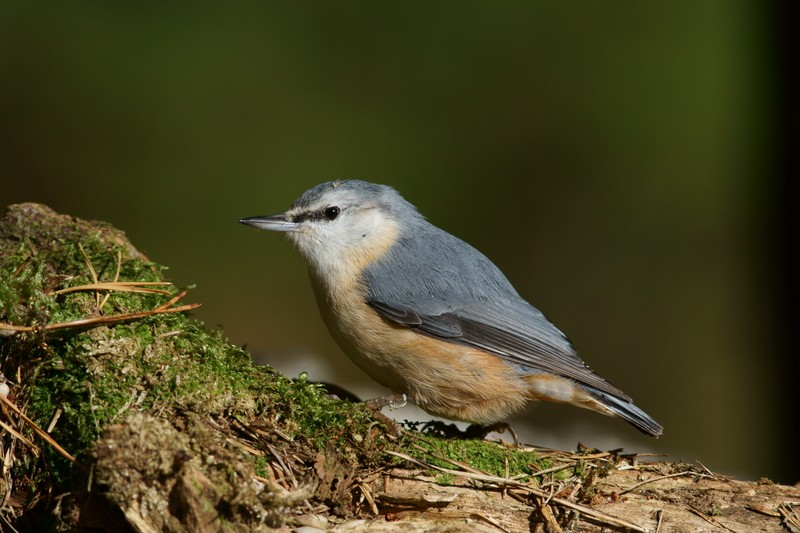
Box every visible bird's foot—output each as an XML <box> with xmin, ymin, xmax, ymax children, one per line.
<box><xmin>363</xmin><ymin>393</ymin><xmax>407</xmax><ymax>436</ymax></box>
<box><xmin>364</xmin><ymin>393</ymin><xmax>407</xmax><ymax>411</ymax></box>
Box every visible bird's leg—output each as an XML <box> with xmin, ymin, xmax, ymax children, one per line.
<box><xmin>363</xmin><ymin>393</ymin><xmax>407</xmax><ymax>436</ymax></box>
<box><xmin>364</xmin><ymin>393</ymin><xmax>407</xmax><ymax>411</ymax></box>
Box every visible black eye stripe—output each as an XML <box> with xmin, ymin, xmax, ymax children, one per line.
<box><xmin>292</xmin><ymin>206</ymin><xmax>341</xmax><ymax>223</ymax></box>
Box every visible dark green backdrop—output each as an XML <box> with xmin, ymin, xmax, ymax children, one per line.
<box><xmin>2</xmin><ymin>2</ymin><xmax>793</xmax><ymax>483</ymax></box>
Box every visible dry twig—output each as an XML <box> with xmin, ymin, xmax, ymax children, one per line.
<box><xmin>0</xmin><ymin>291</ymin><xmax>200</xmax><ymax>335</ymax></box>
<box><xmin>0</xmin><ymin>395</ymin><xmax>76</xmax><ymax>463</ymax></box>
<box><xmin>386</xmin><ymin>450</ymin><xmax>648</xmax><ymax>533</ymax></box>
<box><xmin>49</xmin><ymin>281</ymin><xmax>173</xmax><ymax>297</ymax></box>
<box><xmin>619</xmin><ymin>470</ymin><xmax>708</xmax><ymax>495</ymax></box>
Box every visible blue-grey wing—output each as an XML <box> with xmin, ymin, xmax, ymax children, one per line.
<box><xmin>368</xmin><ymin>297</ymin><xmax>629</xmax><ymax>400</ymax></box>
<box><xmin>363</xmin><ymin>225</ymin><xmax>629</xmax><ymax>400</ymax></box>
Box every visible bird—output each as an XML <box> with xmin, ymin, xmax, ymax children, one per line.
<box><xmin>239</xmin><ymin>180</ymin><xmax>662</xmax><ymax>437</ymax></box>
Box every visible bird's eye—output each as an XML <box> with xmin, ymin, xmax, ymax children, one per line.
<box><xmin>324</xmin><ymin>206</ymin><xmax>341</xmax><ymax>220</ymax></box>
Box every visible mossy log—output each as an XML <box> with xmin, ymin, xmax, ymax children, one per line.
<box><xmin>0</xmin><ymin>203</ymin><xmax>797</xmax><ymax>533</ymax></box>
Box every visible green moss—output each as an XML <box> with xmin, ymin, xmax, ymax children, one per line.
<box><xmin>435</xmin><ymin>473</ymin><xmax>456</xmax><ymax>486</ymax></box>
<box><xmin>252</xmin><ymin>455</ymin><xmax>271</xmax><ymax>478</ymax></box>
<box><xmin>0</xmin><ymin>204</ymin><xmax>381</xmax><ymax>496</ymax></box>
<box><xmin>405</xmin><ymin>433</ymin><xmax>547</xmax><ymax>482</ymax></box>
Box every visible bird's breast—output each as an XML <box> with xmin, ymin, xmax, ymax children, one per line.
<box><xmin>307</xmin><ymin>266</ymin><xmax>531</xmax><ymax>423</ymax></box>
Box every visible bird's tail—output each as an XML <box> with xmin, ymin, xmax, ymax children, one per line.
<box><xmin>583</xmin><ymin>386</ymin><xmax>663</xmax><ymax>438</ymax></box>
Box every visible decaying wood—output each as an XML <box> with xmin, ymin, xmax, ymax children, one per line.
<box><xmin>338</xmin><ymin>462</ymin><xmax>800</xmax><ymax>533</ymax></box>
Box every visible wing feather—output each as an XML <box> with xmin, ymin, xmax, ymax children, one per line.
<box><xmin>363</xmin><ymin>224</ymin><xmax>629</xmax><ymax>401</ymax></box>
<box><xmin>368</xmin><ymin>297</ymin><xmax>629</xmax><ymax>400</ymax></box>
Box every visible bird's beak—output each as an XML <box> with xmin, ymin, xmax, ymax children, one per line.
<box><xmin>238</xmin><ymin>214</ymin><xmax>300</xmax><ymax>232</ymax></box>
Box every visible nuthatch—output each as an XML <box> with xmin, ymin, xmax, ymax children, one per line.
<box><xmin>240</xmin><ymin>180</ymin><xmax>662</xmax><ymax>437</ymax></box>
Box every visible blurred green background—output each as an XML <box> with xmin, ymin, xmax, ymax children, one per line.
<box><xmin>2</xmin><ymin>2</ymin><xmax>794</xmax><ymax>482</ymax></box>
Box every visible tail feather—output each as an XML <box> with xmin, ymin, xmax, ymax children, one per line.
<box><xmin>584</xmin><ymin>386</ymin><xmax>663</xmax><ymax>437</ymax></box>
